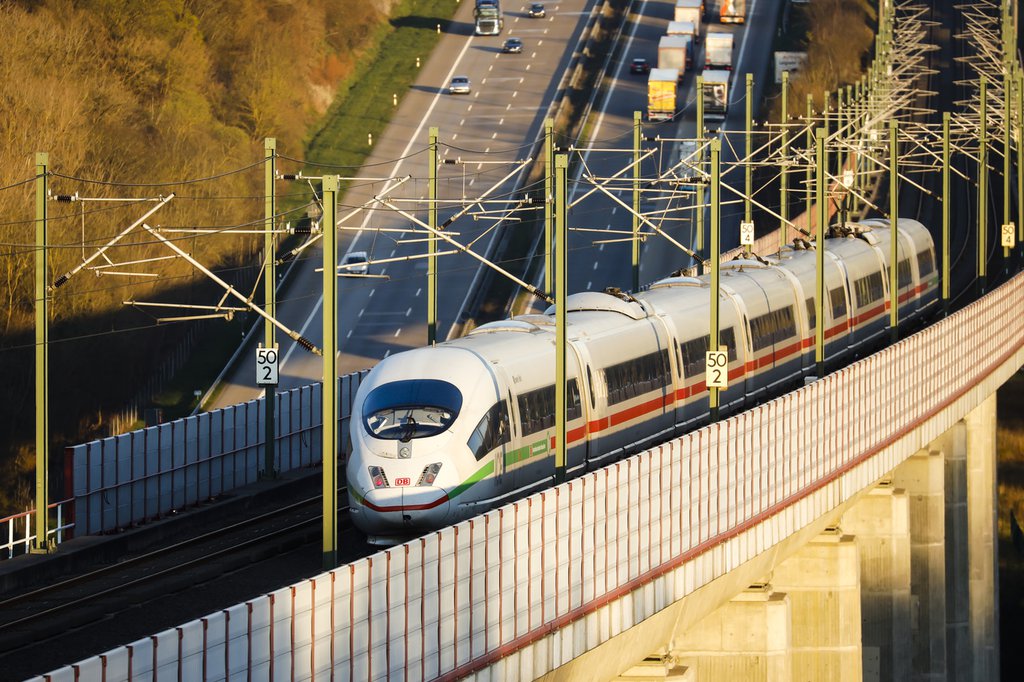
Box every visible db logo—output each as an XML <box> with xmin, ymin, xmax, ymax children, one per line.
<box><xmin>394</xmin><ymin>477</ymin><xmax>411</xmax><ymax>486</ymax></box>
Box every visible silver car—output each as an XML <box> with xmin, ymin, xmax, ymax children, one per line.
<box><xmin>341</xmin><ymin>251</ymin><xmax>369</xmax><ymax>275</ymax></box>
<box><xmin>448</xmin><ymin>76</ymin><xmax>471</xmax><ymax>94</ymax></box>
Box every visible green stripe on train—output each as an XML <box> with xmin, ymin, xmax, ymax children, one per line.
<box><xmin>448</xmin><ymin>459</ymin><xmax>494</xmax><ymax>500</ymax></box>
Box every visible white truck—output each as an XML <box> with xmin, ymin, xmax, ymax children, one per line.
<box><xmin>705</xmin><ymin>30</ymin><xmax>734</xmax><ymax>70</ymax></box>
<box><xmin>658</xmin><ymin>35</ymin><xmax>692</xmax><ymax>77</ymax></box>
<box><xmin>701</xmin><ymin>70</ymin><xmax>730</xmax><ymax>121</ymax></box>
<box><xmin>667</xmin><ymin>20</ymin><xmax>698</xmax><ymax>65</ymax></box>
<box><xmin>674</xmin><ymin>0</ymin><xmax>702</xmax><ymax>40</ymax></box>
<box><xmin>648</xmin><ymin>68</ymin><xmax>679</xmax><ymax>122</ymax></box>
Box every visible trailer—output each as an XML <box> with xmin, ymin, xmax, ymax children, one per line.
<box><xmin>704</xmin><ymin>30</ymin><xmax>734</xmax><ymax>70</ymax></box>
<box><xmin>658</xmin><ymin>35</ymin><xmax>692</xmax><ymax>77</ymax></box>
<box><xmin>648</xmin><ymin>68</ymin><xmax>680</xmax><ymax>122</ymax></box>
<box><xmin>701</xmin><ymin>69</ymin><xmax>730</xmax><ymax>121</ymax></box>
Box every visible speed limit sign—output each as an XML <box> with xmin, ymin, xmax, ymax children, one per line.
<box><xmin>740</xmin><ymin>221</ymin><xmax>755</xmax><ymax>246</ymax></box>
<box><xmin>706</xmin><ymin>350</ymin><xmax>729</xmax><ymax>389</ymax></box>
<box><xmin>256</xmin><ymin>345</ymin><xmax>279</xmax><ymax>386</ymax></box>
<box><xmin>1002</xmin><ymin>223</ymin><xmax>1016</xmax><ymax>248</ymax></box>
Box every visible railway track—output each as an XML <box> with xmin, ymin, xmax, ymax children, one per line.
<box><xmin>0</xmin><ymin>487</ymin><xmax>370</xmax><ymax>681</ymax></box>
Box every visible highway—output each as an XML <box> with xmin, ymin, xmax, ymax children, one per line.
<box><xmin>553</xmin><ymin>0</ymin><xmax>786</xmax><ymax>299</ymax></box>
<box><xmin>209</xmin><ymin>0</ymin><xmax>600</xmax><ymax>409</ymax></box>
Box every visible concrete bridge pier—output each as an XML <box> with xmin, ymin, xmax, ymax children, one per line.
<box><xmin>966</xmin><ymin>393</ymin><xmax>999</xmax><ymax>682</ymax></box>
<box><xmin>667</xmin><ymin>586</ymin><xmax>792</xmax><ymax>680</ymax></box>
<box><xmin>840</xmin><ymin>483</ymin><xmax>912</xmax><ymax>681</ymax></box>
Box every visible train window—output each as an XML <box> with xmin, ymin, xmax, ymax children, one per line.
<box><xmin>363</xmin><ymin>379</ymin><xmax>462</xmax><ymax>440</ymax></box>
<box><xmin>604</xmin><ymin>349</ymin><xmax>670</xmax><ymax>405</ymax></box>
<box><xmin>917</xmin><ymin>249</ymin><xmax>935</xmax><ymax>277</ymax></box>
<box><xmin>829</xmin><ymin>287</ymin><xmax>847</xmax><ymax>318</ymax></box>
<box><xmin>805</xmin><ymin>297</ymin><xmax>815</xmax><ymax>331</ymax></box>
<box><xmin>854</xmin><ymin>271</ymin><xmax>884</xmax><ymax>308</ymax></box>
<box><xmin>516</xmin><ymin>380</ymin><xmax>583</xmax><ymax>436</ymax></box>
<box><xmin>750</xmin><ymin>306</ymin><xmax>794</xmax><ymax>352</ymax></box>
<box><xmin>897</xmin><ymin>259</ymin><xmax>912</xmax><ymax>289</ymax></box>
<box><xmin>467</xmin><ymin>400</ymin><xmax>511</xmax><ymax>461</ymax></box>
<box><xmin>680</xmin><ymin>328</ymin><xmax>735</xmax><ymax>378</ymax></box>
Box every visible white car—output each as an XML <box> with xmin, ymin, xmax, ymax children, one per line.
<box><xmin>341</xmin><ymin>251</ymin><xmax>369</xmax><ymax>275</ymax></box>
<box><xmin>448</xmin><ymin>76</ymin><xmax>471</xmax><ymax>94</ymax></box>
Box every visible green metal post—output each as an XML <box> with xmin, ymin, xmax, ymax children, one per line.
<box><xmin>1018</xmin><ymin>72</ymin><xmax>1023</xmax><ymax>253</ymax></box>
<box><xmin>710</xmin><ymin>138</ymin><xmax>721</xmax><ymax>422</ymax></box>
<box><xmin>943</xmin><ymin>113</ymin><xmax>951</xmax><ymax>317</ymax></box>
<box><xmin>815</xmin><ymin>129</ymin><xmax>826</xmax><ymax>379</ymax></box>
<box><xmin>428</xmin><ymin>127</ymin><xmax>439</xmax><ymax>345</ymax></box>
<box><xmin>781</xmin><ymin>71</ymin><xmax>790</xmax><ymax>249</ymax></box>
<box><xmin>633</xmin><ymin>111</ymin><xmax>642</xmax><ymax>291</ymax></box>
<box><xmin>321</xmin><ymin>175</ymin><xmax>339</xmax><ymax>570</ymax></box>
<box><xmin>554</xmin><ymin>154</ymin><xmax>568</xmax><ymax>484</ymax></box>
<box><xmin>889</xmin><ymin>119</ymin><xmax>899</xmax><ymax>343</ymax></box>
<box><xmin>696</xmin><ymin>76</ymin><xmax>705</xmax><ymax>255</ymax></box>
<box><xmin>1005</xmin><ymin>66</ymin><xmax>1013</xmax><ymax>262</ymax></box>
<box><xmin>806</xmin><ymin>95</ymin><xmax>814</xmax><ymax>233</ymax></box>
<box><xmin>32</xmin><ymin>152</ymin><xmax>52</xmax><ymax>554</ymax></box>
<box><xmin>979</xmin><ymin>78</ymin><xmax>988</xmax><ymax>292</ymax></box>
<box><xmin>745</xmin><ymin>73</ymin><xmax>753</xmax><ymax>238</ymax></box>
<box><xmin>544</xmin><ymin>118</ymin><xmax>554</xmax><ymax>294</ymax></box>
<box><xmin>263</xmin><ymin>138</ymin><xmax>277</xmax><ymax>479</ymax></box>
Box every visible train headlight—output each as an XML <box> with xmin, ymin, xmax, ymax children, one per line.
<box><xmin>399</xmin><ymin>446</ymin><xmax>411</xmax><ymax>459</ymax></box>
<box><xmin>368</xmin><ymin>466</ymin><xmax>389</xmax><ymax>488</ymax></box>
<box><xmin>417</xmin><ymin>463</ymin><xmax>442</xmax><ymax>486</ymax></box>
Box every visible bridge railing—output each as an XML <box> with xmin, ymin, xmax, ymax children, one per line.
<box><xmin>38</xmin><ymin>273</ymin><xmax>1024</xmax><ymax>681</ymax></box>
<box><xmin>0</xmin><ymin>500</ymin><xmax>74</xmax><ymax>560</ymax></box>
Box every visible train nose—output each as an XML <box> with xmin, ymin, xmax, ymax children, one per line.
<box><xmin>360</xmin><ymin>486</ymin><xmax>451</xmax><ymax>533</ymax></box>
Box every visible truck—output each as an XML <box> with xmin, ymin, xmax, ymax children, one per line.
<box><xmin>674</xmin><ymin>0</ymin><xmax>702</xmax><ymax>40</ymax></box>
<box><xmin>658</xmin><ymin>35</ymin><xmax>691</xmax><ymax>78</ymax></box>
<box><xmin>705</xmin><ymin>30</ymin><xmax>734</xmax><ymax>70</ymax></box>
<box><xmin>667</xmin><ymin>21</ymin><xmax>697</xmax><ymax>65</ymax></box>
<box><xmin>720</xmin><ymin>0</ymin><xmax>746</xmax><ymax>23</ymax></box>
<box><xmin>700</xmin><ymin>70</ymin><xmax>730</xmax><ymax>121</ymax></box>
<box><xmin>648</xmin><ymin>68</ymin><xmax>679</xmax><ymax>122</ymax></box>
<box><xmin>474</xmin><ymin>0</ymin><xmax>503</xmax><ymax>36</ymax></box>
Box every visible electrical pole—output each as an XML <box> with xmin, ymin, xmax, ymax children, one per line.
<box><xmin>710</xmin><ymin>138</ymin><xmax>721</xmax><ymax>422</ymax></box>
<box><xmin>816</xmin><ymin>129</ymin><xmax>826</xmax><ymax>379</ymax></box>
<box><xmin>263</xmin><ymin>138</ymin><xmax>277</xmax><ymax>479</ymax></box>
<box><xmin>979</xmin><ymin>78</ymin><xmax>988</xmax><ymax>294</ymax></box>
<box><xmin>633</xmin><ymin>111</ymin><xmax>641</xmax><ymax>291</ymax></box>
<box><xmin>943</xmin><ymin>112</ymin><xmax>951</xmax><ymax>316</ymax></box>
<box><xmin>554</xmin><ymin>153</ymin><xmax>568</xmax><ymax>485</ymax></box>
<box><xmin>545</xmin><ymin>118</ymin><xmax>554</xmax><ymax>295</ymax></box>
<box><xmin>806</xmin><ymin>94</ymin><xmax>814</xmax><ymax>232</ymax></box>
<box><xmin>696</xmin><ymin>76</ymin><xmax>705</xmax><ymax>255</ymax></box>
<box><xmin>32</xmin><ymin>152</ymin><xmax>53</xmax><ymax>554</ymax></box>
<box><xmin>781</xmin><ymin>71</ymin><xmax>790</xmax><ymax>250</ymax></box>
<box><xmin>428</xmin><ymin>127</ymin><xmax>439</xmax><ymax>345</ymax></box>
<box><xmin>322</xmin><ymin>175</ymin><xmax>340</xmax><ymax>570</ymax></box>
<box><xmin>744</xmin><ymin>73</ymin><xmax>753</xmax><ymax>256</ymax></box>
<box><xmin>889</xmin><ymin>119</ymin><xmax>899</xmax><ymax>344</ymax></box>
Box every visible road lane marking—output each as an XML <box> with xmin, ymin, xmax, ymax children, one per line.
<box><xmin>369</xmin><ymin>289</ymin><xmax>375</xmax><ymax>297</ymax></box>
<box><xmin>599</xmin><ymin>243</ymin><xmax>605</xmax><ymax>251</ymax></box>
<box><xmin>611</xmin><ymin>207</ymin><xmax>617</xmax><ymax>215</ymax></box>
<box><xmin>592</xmin><ymin>261</ymin><xmax>598</xmax><ymax>270</ymax></box>
<box><xmin>460</xmin><ymin>118</ymin><xmax>465</xmax><ymax>126</ymax></box>
<box><xmin>498</xmin><ymin>118</ymin><xmax>504</xmax><ymax>125</ymax></box>
<box><xmin>406</xmin><ymin>307</ymin><xmax>412</xmax><ymax>317</ymax></box>
<box><xmin>394</xmin><ymin>328</ymin><xmax>401</xmax><ymax>337</ymax></box>
<box><xmin>359</xmin><ymin>308</ymin><xmax>365</xmax><ymax>317</ymax></box>
<box><xmin>415</xmin><ymin>288</ymin><xmax>421</xmax><ymax>296</ymax></box>
<box><xmin>587</xmin><ymin>281</ymin><xmax>592</xmax><ymax>289</ymax></box>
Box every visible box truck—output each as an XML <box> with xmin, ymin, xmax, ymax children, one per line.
<box><xmin>720</xmin><ymin>0</ymin><xmax>746</xmax><ymax>24</ymax></box>
<box><xmin>705</xmin><ymin>30</ymin><xmax>734</xmax><ymax>70</ymax></box>
<box><xmin>659</xmin><ymin>35</ymin><xmax>692</xmax><ymax>77</ymax></box>
<box><xmin>701</xmin><ymin>70</ymin><xmax>730</xmax><ymax>121</ymax></box>
<box><xmin>675</xmin><ymin>0</ymin><xmax>703</xmax><ymax>40</ymax></box>
<box><xmin>648</xmin><ymin>68</ymin><xmax>679</xmax><ymax>122</ymax></box>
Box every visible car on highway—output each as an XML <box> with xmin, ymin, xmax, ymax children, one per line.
<box><xmin>630</xmin><ymin>58</ymin><xmax>651</xmax><ymax>74</ymax></box>
<box><xmin>528</xmin><ymin>3</ymin><xmax>545</xmax><ymax>18</ymax></box>
<box><xmin>341</xmin><ymin>251</ymin><xmax>369</xmax><ymax>275</ymax></box>
<box><xmin>448</xmin><ymin>75</ymin><xmax>471</xmax><ymax>94</ymax></box>
<box><xmin>502</xmin><ymin>37</ymin><xmax>523</xmax><ymax>54</ymax></box>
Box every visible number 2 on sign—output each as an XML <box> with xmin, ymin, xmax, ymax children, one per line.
<box><xmin>706</xmin><ymin>350</ymin><xmax>729</xmax><ymax>389</ymax></box>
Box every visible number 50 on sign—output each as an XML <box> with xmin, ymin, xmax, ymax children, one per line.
<box><xmin>256</xmin><ymin>345</ymin><xmax>279</xmax><ymax>386</ymax></box>
<box><xmin>706</xmin><ymin>350</ymin><xmax>729</xmax><ymax>389</ymax></box>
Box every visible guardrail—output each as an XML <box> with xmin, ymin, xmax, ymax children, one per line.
<box><xmin>37</xmin><ymin>270</ymin><xmax>1024</xmax><ymax>681</ymax></box>
<box><xmin>1</xmin><ymin>500</ymin><xmax>74</xmax><ymax>560</ymax></box>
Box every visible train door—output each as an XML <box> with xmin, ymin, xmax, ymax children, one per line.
<box><xmin>565</xmin><ymin>340</ymin><xmax>592</xmax><ymax>475</ymax></box>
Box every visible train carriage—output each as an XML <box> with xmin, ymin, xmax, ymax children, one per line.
<box><xmin>348</xmin><ymin>220</ymin><xmax>939</xmax><ymax>545</ymax></box>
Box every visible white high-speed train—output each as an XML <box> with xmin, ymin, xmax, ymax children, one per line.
<box><xmin>346</xmin><ymin>219</ymin><xmax>939</xmax><ymax>545</ymax></box>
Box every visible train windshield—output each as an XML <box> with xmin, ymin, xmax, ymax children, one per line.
<box><xmin>362</xmin><ymin>379</ymin><xmax>463</xmax><ymax>441</ymax></box>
